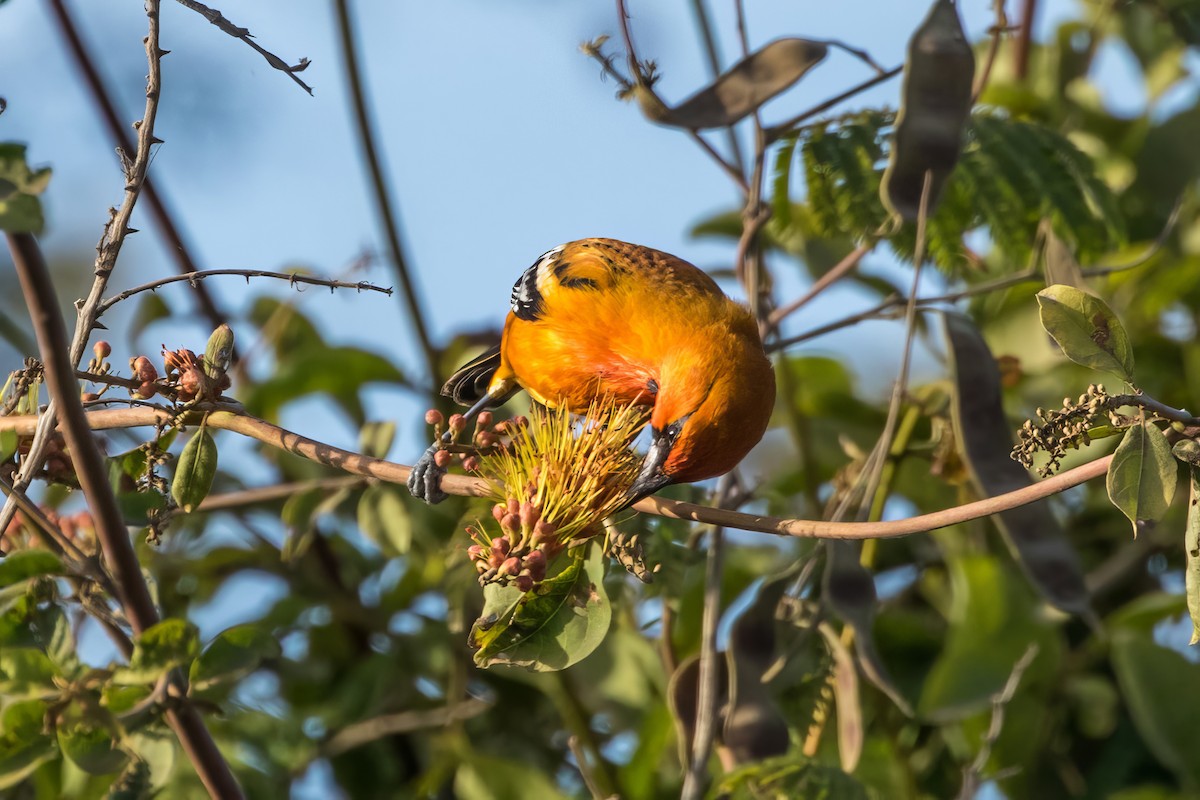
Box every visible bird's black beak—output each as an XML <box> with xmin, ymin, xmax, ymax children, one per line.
<box><xmin>626</xmin><ymin>428</ymin><xmax>674</xmax><ymax>503</ymax></box>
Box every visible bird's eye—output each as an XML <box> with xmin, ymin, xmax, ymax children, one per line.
<box><xmin>647</xmin><ymin>379</ymin><xmax>659</xmax><ymax>395</ymax></box>
<box><xmin>664</xmin><ymin>419</ymin><xmax>685</xmax><ymax>442</ymax></box>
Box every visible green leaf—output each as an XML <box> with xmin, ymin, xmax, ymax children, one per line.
<box><xmin>918</xmin><ymin>556</ymin><xmax>1049</xmax><ymax>719</ymax></box>
<box><xmin>189</xmin><ymin>623</ymin><xmax>281</xmax><ymax>695</ymax></box>
<box><xmin>0</xmin><ymin>648</ymin><xmax>59</xmax><ymax>698</ymax></box>
<box><xmin>116</xmin><ymin>490</ymin><xmax>168</xmax><ymax>527</ymax></box>
<box><xmin>0</xmin><ymin>735</ymin><xmax>55</xmax><ymax>791</ymax></box>
<box><xmin>0</xmin><ymin>429</ymin><xmax>17</xmax><ymax>463</ymax></box>
<box><xmin>0</xmin><ymin>143</ymin><xmax>51</xmax><ymax>233</ymax></box>
<box><xmin>171</xmin><ymin>426</ymin><xmax>217</xmax><ymax>513</ymax></box>
<box><xmin>0</xmin><ymin>550</ymin><xmax>63</xmax><ymax>588</ymax></box>
<box><xmin>1106</xmin><ymin>422</ymin><xmax>1177</xmax><ymax>537</ymax></box>
<box><xmin>455</xmin><ymin>752</ymin><xmax>568</xmax><ymax>800</ymax></box>
<box><xmin>1037</xmin><ymin>285</ymin><xmax>1135</xmax><ymax>382</ymax></box>
<box><xmin>113</xmin><ymin>619</ymin><xmax>199</xmax><ymax>685</ymax></box>
<box><xmin>1</xmin><ymin>699</ymin><xmax>47</xmax><ymax>739</ymax></box>
<box><xmin>356</xmin><ymin>483</ymin><xmax>412</xmax><ymax>556</ymax></box>
<box><xmin>244</xmin><ymin>345</ymin><xmax>406</xmax><ymax>426</ymax></box>
<box><xmin>637</xmin><ymin>38</ymin><xmax>827</xmax><ymax>129</ymax></box>
<box><xmin>469</xmin><ymin>545</ymin><xmax>611</xmax><ymax>671</ymax></box>
<box><xmin>58</xmin><ymin>716</ymin><xmax>126</xmax><ymax>775</ymax></box>
<box><xmin>1186</xmin><ymin>468</ymin><xmax>1200</xmax><ymax>645</ymax></box>
<box><xmin>1111</xmin><ymin>631</ymin><xmax>1200</xmax><ymax>790</ymax></box>
<box><xmin>943</xmin><ymin>312</ymin><xmax>1091</xmax><ymax>616</ymax></box>
<box><xmin>357</xmin><ymin>421</ymin><xmax>396</xmax><ymax>459</ymax></box>
<box><xmin>714</xmin><ymin>753</ymin><xmax>869</xmax><ymax>800</ymax></box>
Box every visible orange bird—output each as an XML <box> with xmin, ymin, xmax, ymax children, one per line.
<box><xmin>408</xmin><ymin>238</ymin><xmax>776</xmax><ymax>504</ymax></box>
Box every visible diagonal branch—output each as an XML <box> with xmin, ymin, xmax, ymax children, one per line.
<box><xmin>333</xmin><ymin>0</ymin><xmax>440</xmax><ymax>385</ymax></box>
<box><xmin>172</xmin><ymin>0</ymin><xmax>314</xmax><ymax>94</ymax></box>
<box><xmin>7</xmin><ymin>231</ymin><xmax>244</xmax><ymax>799</ymax></box>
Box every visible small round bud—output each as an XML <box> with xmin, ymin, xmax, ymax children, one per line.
<box><xmin>93</xmin><ymin>341</ymin><xmax>111</xmax><ymax>359</ymax></box>
<box><xmin>467</xmin><ymin>544</ymin><xmax>485</xmax><ymax>560</ymax></box>
<box><xmin>492</xmin><ymin>503</ymin><xmax>507</xmax><ymax>522</ymax></box>
<box><xmin>515</xmin><ymin>574</ymin><xmax>534</xmax><ymax>592</ymax></box>
<box><xmin>132</xmin><ymin>356</ymin><xmax>157</xmax><ymax>383</ymax></box>
<box><xmin>506</xmin><ymin>498</ymin><xmax>520</xmax><ymax>516</ymax></box>
<box><xmin>475</xmin><ymin>432</ymin><xmax>498</xmax><ymax>449</ymax></box>
<box><xmin>136</xmin><ymin>381</ymin><xmax>157</xmax><ymax>399</ymax></box>
<box><xmin>532</xmin><ymin>519</ymin><xmax>557</xmax><ymax>544</ymax></box>
<box><xmin>179</xmin><ymin>368</ymin><xmax>202</xmax><ymax>399</ymax></box>
<box><xmin>461</xmin><ymin>455</ymin><xmax>480</xmax><ymax>472</ymax></box>
<box><xmin>448</xmin><ymin>414</ymin><xmax>466</xmax><ymax>434</ymax></box>
<box><xmin>425</xmin><ymin>409</ymin><xmax>444</xmax><ymax>426</ymax></box>
<box><xmin>490</xmin><ymin>536</ymin><xmax>510</xmax><ymax>557</ymax></box>
<box><xmin>498</xmin><ymin>556</ymin><xmax>521</xmax><ymax>577</ymax></box>
<box><xmin>476</xmin><ymin>411</ymin><xmax>494</xmax><ymax>430</ymax></box>
<box><xmin>500</xmin><ymin>513</ymin><xmax>521</xmax><ymax>536</ymax></box>
<box><xmin>433</xmin><ymin>449</ymin><xmax>453</xmax><ymax>468</ymax></box>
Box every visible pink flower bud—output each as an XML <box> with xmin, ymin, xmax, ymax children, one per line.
<box><xmin>498</xmin><ymin>556</ymin><xmax>521</xmax><ymax>577</ymax></box>
<box><xmin>461</xmin><ymin>455</ymin><xmax>480</xmax><ymax>472</ymax></box>
<box><xmin>515</xmin><ymin>574</ymin><xmax>533</xmax><ymax>592</ymax></box>
<box><xmin>467</xmin><ymin>544</ymin><xmax>484</xmax><ymax>560</ymax></box>
<box><xmin>476</xmin><ymin>411</ymin><xmax>493</xmax><ymax>430</ymax></box>
<box><xmin>500</xmin><ymin>513</ymin><xmax>520</xmax><ymax>536</ymax></box>
<box><xmin>93</xmin><ymin>341</ymin><xmax>111</xmax><ymax>359</ymax></box>
<box><xmin>425</xmin><ymin>409</ymin><xmax>444</xmax><ymax>426</ymax></box>
<box><xmin>433</xmin><ymin>449</ymin><xmax>453</xmax><ymax>468</ymax></box>
<box><xmin>490</xmin><ymin>537</ymin><xmax>510</xmax><ymax>556</ymax></box>
<box><xmin>448</xmin><ymin>414</ymin><xmax>466</xmax><ymax>434</ymax></box>
<box><xmin>519</xmin><ymin>502</ymin><xmax>539</xmax><ymax>531</ymax></box>
<box><xmin>492</xmin><ymin>503</ymin><xmax>507</xmax><ymax>522</ymax></box>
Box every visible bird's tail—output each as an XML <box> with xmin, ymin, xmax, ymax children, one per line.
<box><xmin>441</xmin><ymin>344</ymin><xmax>516</xmax><ymax>407</ymax></box>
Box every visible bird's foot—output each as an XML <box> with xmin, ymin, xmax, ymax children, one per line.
<box><xmin>407</xmin><ymin>444</ymin><xmax>448</xmax><ymax>504</ymax></box>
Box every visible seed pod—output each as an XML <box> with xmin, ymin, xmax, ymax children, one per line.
<box><xmin>203</xmin><ymin>324</ymin><xmax>235</xmax><ymax>378</ymax></box>
<box><xmin>881</xmin><ymin>0</ymin><xmax>975</xmax><ymax>222</ymax></box>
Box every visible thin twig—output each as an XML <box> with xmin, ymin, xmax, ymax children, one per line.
<box><xmin>766</xmin><ymin>243</ymin><xmax>872</xmax><ymax>328</ymax></box>
<box><xmin>859</xmin><ymin>172</ymin><xmax>932</xmax><ymax>520</ymax></box>
<box><xmin>765</xmin><ymin>66</ymin><xmax>902</xmax><ymax>143</ymax></box>
<box><xmin>0</xmin><ymin>0</ymin><xmax>171</xmax><ymax>538</ymax></box>
<box><xmin>190</xmin><ymin>476</ymin><xmax>370</xmax><ymax>515</ymax></box>
<box><xmin>333</xmin><ymin>0</ymin><xmax>440</xmax><ymax>384</ymax></box>
<box><xmin>957</xmin><ymin>644</ymin><xmax>1040</xmax><ymax>799</ymax></box>
<box><xmin>681</xmin><ymin>476</ymin><xmax>734</xmax><ymax>800</ymax></box>
<box><xmin>7</xmin><ymin>232</ymin><xmax>244</xmax><ymax>800</ymax></box>
<box><xmin>820</xmin><ymin>38</ymin><xmax>889</xmax><ymax>75</ymax></box>
<box><xmin>321</xmin><ymin>699</ymin><xmax>489</xmax><ymax>758</ymax></box>
<box><xmin>568</xmin><ymin>735</ymin><xmax>613</xmax><ymax>800</ymax></box>
<box><xmin>0</xmin><ymin>404</ymin><xmax>1115</xmax><ymax>540</ymax></box>
<box><xmin>688</xmin><ymin>0</ymin><xmax>745</xmax><ymax>177</ymax></box>
<box><xmin>98</xmin><ymin>269</ymin><xmax>393</xmax><ymax>314</ymax></box>
<box><xmin>48</xmin><ymin>0</ymin><xmax>226</xmax><ymax>336</ymax></box>
<box><xmin>769</xmin><ymin>208</ymin><xmax>1183</xmax><ymax>352</ymax></box>
<box><xmin>172</xmin><ymin>0</ymin><xmax>314</xmax><ymax>94</ymax></box>
<box><xmin>614</xmin><ymin>0</ymin><xmax>749</xmax><ymax>194</ymax></box>
<box><xmin>972</xmin><ymin>1</ymin><xmax>1012</xmax><ymax>103</ymax></box>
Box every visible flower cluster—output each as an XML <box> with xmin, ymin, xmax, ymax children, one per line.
<box><xmin>465</xmin><ymin>396</ymin><xmax>649</xmax><ymax>591</ymax></box>
<box><xmin>78</xmin><ymin>324</ymin><xmax>235</xmax><ymax>406</ymax></box>
<box><xmin>1012</xmin><ymin>383</ymin><xmax>1126</xmax><ymax>476</ymax></box>
<box><xmin>1</xmin><ymin>507</ymin><xmax>95</xmax><ymax>555</ymax></box>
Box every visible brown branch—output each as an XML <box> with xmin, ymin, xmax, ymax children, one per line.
<box><xmin>687</xmin><ymin>0</ymin><xmax>746</xmax><ymax>177</ymax></box>
<box><xmin>333</xmin><ymin>0</ymin><xmax>440</xmax><ymax>385</ymax></box>
<box><xmin>191</xmin><ymin>476</ymin><xmax>369</xmax><ymax>515</ymax></box>
<box><xmin>765</xmin><ymin>66</ymin><xmax>902</xmax><ymax>143</ymax></box>
<box><xmin>0</xmin><ymin>405</ymin><xmax>1114</xmax><ymax>541</ymax></box>
<box><xmin>972</xmin><ymin>1</ymin><xmax>1012</xmax><ymax>103</ymax></box>
<box><xmin>47</xmin><ymin>0</ymin><xmax>226</xmax><ymax>336</ymax></box>
<box><xmin>1013</xmin><ymin>0</ymin><xmax>1038</xmax><ymax>81</ymax></box>
<box><xmin>766</xmin><ymin>243</ymin><xmax>872</xmax><ymax>328</ymax></box>
<box><xmin>7</xmin><ymin>232</ymin><xmax>244</xmax><ymax>800</ymax></box>
<box><xmin>172</xmin><ymin>0</ymin><xmax>314</xmax><ymax>94</ymax></box>
<box><xmin>98</xmin><ymin>269</ymin><xmax>393</xmax><ymax>314</ymax></box>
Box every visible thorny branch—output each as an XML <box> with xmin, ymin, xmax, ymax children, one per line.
<box><xmin>0</xmin><ymin>0</ymin><xmax>168</xmax><ymax>557</ymax></box>
<box><xmin>172</xmin><ymin>0</ymin><xmax>314</xmax><ymax>94</ymax></box>
<box><xmin>48</xmin><ymin>0</ymin><xmax>226</xmax><ymax>335</ymax></box>
<box><xmin>98</xmin><ymin>268</ymin><xmax>394</xmax><ymax>314</ymax></box>
<box><xmin>7</xmin><ymin>231</ymin><xmax>245</xmax><ymax>800</ymax></box>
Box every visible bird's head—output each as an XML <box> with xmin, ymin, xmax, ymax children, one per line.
<box><xmin>626</xmin><ymin>341</ymin><xmax>776</xmax><ymax>503</ymax></box>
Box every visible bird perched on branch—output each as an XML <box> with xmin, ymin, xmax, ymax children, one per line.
<box><xmin>408</xmin><ymin>238</ymin><xmax>776</xmax><ymax>504</ymax></box>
